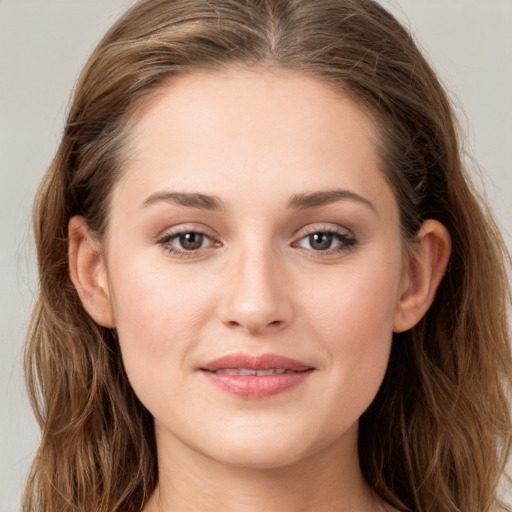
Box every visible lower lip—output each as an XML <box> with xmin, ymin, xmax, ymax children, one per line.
<box><xmin>201</xmin><ymin>370</ymin><xmax>314</xmax><ymax>398</ymax></box>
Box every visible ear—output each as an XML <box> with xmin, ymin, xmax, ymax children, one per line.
<box><xmin>68</xmin><ymin>216</ymin><xmax>115</xmax><ymax>327</ymax></box>
<box><xmin>393</xmin><ymin>219</ymin><xmax>451</xmax><ymax>333</ymax></box>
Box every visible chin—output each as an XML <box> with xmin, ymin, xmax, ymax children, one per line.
<box><xmin>190</xmin><ymin>419</ymin><xmax>351</xmax><ymax>471</ymax></box>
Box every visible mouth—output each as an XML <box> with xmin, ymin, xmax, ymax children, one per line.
<box><xmin>200</xmin><ymin>353</ymin><xmax>314</xmax><ymax>398</ymax></box>
<box><xmin>210</xmin><ymin>368</ymin><xmax>304</xmax><ymax>375</ymax></box>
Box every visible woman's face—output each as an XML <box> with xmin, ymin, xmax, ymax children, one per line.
<box><xmin>101</xmin><ymin>68</ymin><xmax>408</xmax><ymax>468</ymax></box>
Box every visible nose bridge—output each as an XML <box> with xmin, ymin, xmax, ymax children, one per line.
<box><xmin>218</xmin><ymin>237</ymin><xmax>291</xmax><ymax>333</ymax></box>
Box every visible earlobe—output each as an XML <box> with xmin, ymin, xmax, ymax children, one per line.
<box><xmin>393</xmin><ymin>219</ymin><xmax>451</xmax><ymax>333</ymax></box>
<box><xmin>68</xmin><ymin>216</ymin><xmax>115</xmax><ymax>328</ymax></box>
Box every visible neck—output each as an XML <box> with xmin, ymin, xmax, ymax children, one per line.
<box><xmin>145</xmin><ymin>424</ymin><xmax>388</xmax><ymax>512</ymax></box>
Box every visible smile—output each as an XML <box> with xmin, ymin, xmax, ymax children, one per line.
<box><xmin>200</xmin><ymin>353</ymin><xmax>314</xmax><ymax>398</ymax></box>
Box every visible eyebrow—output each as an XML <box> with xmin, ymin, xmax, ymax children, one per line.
<box><xmin>142</xmin><ymin>191</ymin><xmax>225</xmax><ymax>210</ymax></box>
<box><xmin>141</xmin><ymin>188</ymin><xmax>377</xmax><ymax>214</ymax></box>
<box><xmin>287</xmin><ymin>189</ymin><xmax>377</xmax><ymax>214</ymax></box>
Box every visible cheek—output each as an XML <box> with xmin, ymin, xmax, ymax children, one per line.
<box><xmin>106</xmin><ymin>256</ymin><xmax>217</xmax><ymax>367</ymax></box>
<box><xmin>300</xmin><ymin>256</ymin><xmax>402</xmax><ymax>340</ymax></box>
<box><xmin>297</xmin><ymin>253</ymin><xmax>402</xmax><ymax>396</ymax></box>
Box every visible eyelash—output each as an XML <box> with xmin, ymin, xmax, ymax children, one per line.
<box><xmin>156</xmin><ymin>226</ymin><xmax>356</xmax><ymax>258</ymax></box>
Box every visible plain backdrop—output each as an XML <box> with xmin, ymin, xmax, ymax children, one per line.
<box><xmin>1</xmin><ymin>1</ymin><xmax>511</xmax><ymax>510</ymax></box>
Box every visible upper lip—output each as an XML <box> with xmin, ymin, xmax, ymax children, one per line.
<box><xmin>201</xmin><ymin>352</ymin><xmax>313</xmax><ymax>372</ymax></box>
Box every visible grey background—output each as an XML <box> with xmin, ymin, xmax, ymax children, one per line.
<box><xmin>1</xmin><ymin>1</ymin><xmax>511</xmax><ymax>510</ymax></box>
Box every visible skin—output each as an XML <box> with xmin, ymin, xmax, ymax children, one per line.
<box><xmin>69</xmin><ymin>68</ymin><xmax>451</xmax><ymax>511</ymax></box>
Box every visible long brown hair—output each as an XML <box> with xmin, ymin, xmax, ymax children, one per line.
<box><xmin>23</xmin><ymin>1</ymin><xmax>511</xmax><ymax>511</ymax></box>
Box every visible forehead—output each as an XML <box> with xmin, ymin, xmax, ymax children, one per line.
<box><xmin>111</xmin><ymin>67</ymin><xmax>395</xmax><ymax>220</ymax></box>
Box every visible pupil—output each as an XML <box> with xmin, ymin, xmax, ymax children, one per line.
<box><xmin>180</xmin><ymin>232</ymin><xmax>203</xmax><ymax>250</ymax></box>
<box><xmin>310</xmin><ymin>232</ymin><xmax>332</xmax><ymax>250</ymax></box>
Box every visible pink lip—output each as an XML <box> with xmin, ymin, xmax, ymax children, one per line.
<box><xmin>200</xmin><ymin>353</ymin><xmax>314</xmax><ymax>398</ymax></box>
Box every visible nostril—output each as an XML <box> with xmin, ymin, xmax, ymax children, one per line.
<box><xmin>224</xmin><ymin>318</ymin><xmax>285</xmax><ymax>334</ymax></box>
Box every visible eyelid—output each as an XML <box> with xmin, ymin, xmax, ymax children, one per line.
<box><xmin>154</xmin><ymin>222</ymin><xmax>218</xmax><ymax>241</ymax></box>
<box><xmin>293</xmin><ymin>223</ymin><xmax>354</xmax><ymax>240</ymax></box>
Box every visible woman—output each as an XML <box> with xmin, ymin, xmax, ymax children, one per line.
<box><xmin>23</xmin><ymin>0</ymin><xmax>511</xmax><ymax>511</ymax></box>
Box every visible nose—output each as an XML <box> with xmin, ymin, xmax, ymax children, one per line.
<box><xmin>217</xmin><ymin>244</ymin><xmax>293</xmax><ymax>335</ymax></box>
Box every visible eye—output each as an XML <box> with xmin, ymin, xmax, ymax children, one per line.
<box><xmin>175</xmin><ymin>232</ymin><xmax>208</xmax><ymax>251</ymax></box>
<box><xmin>157</xmin><ymin>229</ymin><xmax>218</xmax><ymax>256</ymax></box>
<box><xmin>294</xmin><ymin>229</ymin><xmax>356</xmax><ymax>254</ymax></box>
<box><xmin>299</xmin><ymin>232</ymin><xmax>338</xmax><ymax>251</ymax></box>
